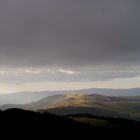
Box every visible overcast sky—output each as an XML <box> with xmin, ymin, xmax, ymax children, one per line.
<box><xmin>0</xmin><ymin>0</ymin><xmax>140</xmax><ymax>93</ymax></box>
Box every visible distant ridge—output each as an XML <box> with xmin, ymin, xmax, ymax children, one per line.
<box><xmin>78</xmin><ymin>88</ymin><xmax>140</xmax><ymax>96</ymax></box>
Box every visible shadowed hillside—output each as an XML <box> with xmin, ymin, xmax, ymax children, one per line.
<box><xmin>0</xmin><ymin>108</ymin><xmax>92</xmax><ymax>130</ymax></box>
<box><xmin>1</xmin><ymin>108</ymin><xmax>140</xmax><ymax>130</ymax></box>
<box><xmin>0</xmin><ymin>108</ymin><xmax>140</xmax><ymax>139</ymax></box>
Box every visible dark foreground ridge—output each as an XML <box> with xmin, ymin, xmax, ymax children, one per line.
<box><xmin>0</xmin><ymin>108</ymin><xmax>139</xmax><ymax>138</ymax></box>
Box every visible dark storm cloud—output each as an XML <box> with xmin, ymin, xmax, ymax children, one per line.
<box><xmin>0</xmin><ymin>0</ymin><xmax>140</xmax><ymax>68</ymax></box>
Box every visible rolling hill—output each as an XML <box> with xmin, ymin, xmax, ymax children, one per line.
<box><xmin>25</xmin><ymin>93</ymin><xmax>140</xmax><ymax>120</ymax></box>
<box><xmin>1</xmin><ymin>88</ymin><xmax>140</xmax><ymax>105</ymax></box>
<box><xmin>1</xmin><ymin>90</ymin><xmax>140</xmax><ymax>121</ymax></box>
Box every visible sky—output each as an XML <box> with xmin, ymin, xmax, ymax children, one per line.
<box><xmin>0</xmin><ymin>0</ymin><xmax>140</xmax><ymax>93</ymax></box>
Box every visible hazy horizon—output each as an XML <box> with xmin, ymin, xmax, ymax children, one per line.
<box><xmin>1</xmin><ymin>86</ymin><xmax>140</xmax><ymax>95</ymax></box>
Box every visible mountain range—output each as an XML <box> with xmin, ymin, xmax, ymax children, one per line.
<box><xmin>1</xmin><ymin>88</ymin><xmax>140</xmax><ymax>105</ymax></box>
<box><xmin>1</xmin><ymin>92</ymin><xmax>140</xmax><ymax>121</ymax></box>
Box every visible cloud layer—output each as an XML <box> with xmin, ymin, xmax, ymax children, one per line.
<box><xmin>0</xmin><ymin>0</ymin><xmax>140</xmax><ymax>68</ymax></box>
<box><xmin>0</xmin><ymin>0</ymin><xmax>140</xmax><ymax>88</ymax></box>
